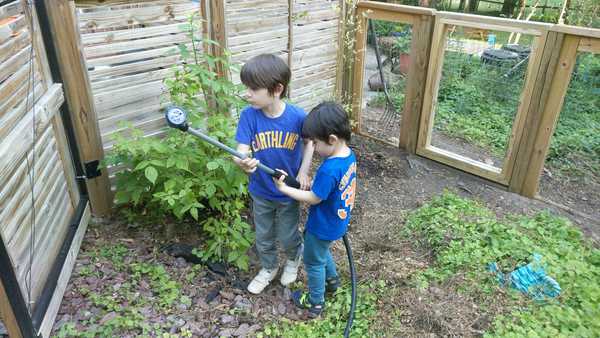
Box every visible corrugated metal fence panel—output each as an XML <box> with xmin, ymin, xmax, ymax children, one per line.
<box><xmin>0</xmin><ymin>0</ymin><xmax>76</xmax><ymax>311</ymax></box>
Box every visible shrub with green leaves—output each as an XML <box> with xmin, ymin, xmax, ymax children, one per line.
<box><xmin>104</xmin><ymin>13</ymin><xmax>253</xmax><ymax>270</ymax></box>
<box><xmin>403</xmin><ymin>192</ymin><xmax>600</xmax><ymax>336</ymax></box>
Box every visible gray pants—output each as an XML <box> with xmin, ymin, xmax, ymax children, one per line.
<box><xmin>251</xmin><ymin>193</ymin><xmax>302</xmax><ymax>270</ymax></box>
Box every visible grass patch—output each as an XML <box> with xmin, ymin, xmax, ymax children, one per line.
<box><xmin>403</xmin><ymin>192</ymin><xmax>600</xmax><ymax>337</ymax></box>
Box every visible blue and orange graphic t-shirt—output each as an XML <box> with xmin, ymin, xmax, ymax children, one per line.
<box><xmin>235</xmin><ymin>104</ymin><xmax>306</xmax><ymax>201</ymax></box>
<box><xmin>306</xmin><ymin>151</ymin><xmax>357</xmax><ymax>241</ymax></box>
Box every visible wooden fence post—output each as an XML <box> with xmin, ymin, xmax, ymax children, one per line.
<box><xmin>210</xmin><ymin>0</ymin><xmax>227</xmax><ymax>80</ymax></box>
<box><xmin>509</xmin><ymin>32</ymin><xmax>579</xmax><ymax>197</ymax></box>
<box><xmin>399</xmin><ymin>14</ymin><xmax>435</xmax><ymax>153</ymax></box>
<box><xmin>0</xmin><ymin>280</ymin><xmax>22</xmax><ymax>338</ymax></box>
<box><xmin>41</xmin><ymin>0</ymin><xmax>112</xmax><ymax>216</ymax></box>
<box><xmin>335</xmin><ymin>0</ymin><xmax>346</xmax><ymax>100</ymax></box>
<box><xmin>288</xmin><ymin>0</ymin><xmax>294</xmax><ymax>98</ymax></box>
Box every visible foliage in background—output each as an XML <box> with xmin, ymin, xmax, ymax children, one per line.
<box><xmin>403</xmin><ymin>192</ymin><xmax>600</xmax><ymax>337</ymax></box>
<box><xmin>371</xmin><ymin>80</ymin><xmax>406</xmax><ymax>112</ymax></box>
<box><xmin>103</xmin><ymin>14</ymin><xmax>253</xmax><ymax>270</ymax></box>
<box><xmin>546</xmin><ymin>53</ymin><xmax>600</xmax><ymax>179</ymax></box>
<box><xmin>434</xmin><ymin>50</ymin><xmax>599</xmax><ymax>180</ymax></box>
<box><xmin>565</xmin><ymin>0</ymin><xmax>599</xmax><ymax>28</ymax></box>
<box><xmin>435</xmin><ymin>51</ymin><xmax>522</xmax><ymax>154</ymax></box>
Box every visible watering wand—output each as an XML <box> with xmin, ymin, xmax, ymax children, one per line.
<box><xmin>165</xmin><ymin>106</ymin><xmax>356</xmax><ymax>337</ymax></box>
<box><xmin>164</xmin><ymin>106</ymin><xmax>301</xmax><ymax>189</ymax></box>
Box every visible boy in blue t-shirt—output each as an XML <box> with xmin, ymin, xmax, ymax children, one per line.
<box><xmin>234</xmin><ymin>54</ymin><xmax>314</xmax><ymax>294</ymax></box>
<box><xmin>273</xmin><ymin>101</ymin><xmax>357</xmax><ymax>317</ymax></box>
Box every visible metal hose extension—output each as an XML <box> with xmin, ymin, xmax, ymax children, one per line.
<box><xmin>342</xmin><ymin>234</ymin><xmax>357</xmax><ymax>338</ymax></box>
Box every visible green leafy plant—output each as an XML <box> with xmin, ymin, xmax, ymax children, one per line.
<box><xmin>258</xmin><ymin>281</ymin><xmax>383</xmax><ymax>338</ymax></box>
<box><xmin>103</xmin><ymin>13</ymin><xmax>253</xmax><ymax>270</ymax></box>
<box><xmin>370</xmin><ymin>79</ymin><xmax>406</xmax><ymax>112</ymax></box>
<box><xmin>403</xmin><ymin>192</ymin><xmax>600</xmax><ymax>336</ymax></box>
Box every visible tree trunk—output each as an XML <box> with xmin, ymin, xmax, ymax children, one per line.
<box><xmin>458</xmin><ymin>0</ymin><xmax>466</xmax><ymax>11</ymax></box>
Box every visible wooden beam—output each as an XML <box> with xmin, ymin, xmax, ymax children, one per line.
<box><xmin>335</xmin><ymin>0</ymin><xmax>346</xmax><ymax>100</ymax></box>
<box><xmin>21</xmin><ymin>0</ymin><xmax>52</xmax><ymax>90</ymax></box>
<box><xmin>350</xmin><ymin>7</ymin><xmax>368</xmax><ymax>131</ymax></box>
<box><xmin>358</xmin><ymin>1</ymin><xmax>436</xmax><ymax>16</ymax></box>
<box><xmin>550</xmin><ymin>24</ymin><xmax>600</xmax><ymax>39</ymax></box>
<box><xmin>37</xmin><ymin>202</ymin><xmax>91</xmax><ymax>338</ymax></box>
<box><xmin>436</xmin><ymin>10</ymin><xmax>553</xmax><ymax>34</ymax></box>
<box><xmin>360</xmin><ymin>8</ymin><xmax>419</xmax><ymax>25</ymax></box>
<box><xmin>509</xmin><ymin>34</ymin><xmax>579</xmax><ymax>197</ymax></box>
<box><xmin>0</xmin><ymin>232</ymin><xmax>36</xmax><ymax>338</ymax></box>
<box><xmin>209</xmin><ymin>0</ymin><xmax>227</xmax><ymax>80</ymax></box>
<box><xmin>509</xmin><ymin>32</ymin><xmax>580</xmax><ymax>197</ymax></box>
<box><xmin>288</xmin><ymin>0</ymin><xmax>293</xmax><ymax>98</ymax></box>
<box><xmin>40</xmin><ymin>0</ymin><xmax>112</xmax><ymax>216</ymax></box>
<box><xmin>578</xmin><ymin>37</ymin><xmax>600</xmax><ymax>53</ymax></box>
<box><xmin>0</xmin><ymin>274</ymin><xmax>23</xmax><ymax>338</ymax></box>
<box><xmin>400</xmin><ymin>14</ymin><xmax>434</xmax><ymax>153</ymax></box>
<box><xmin>51</xmin><ymin>111</ymin><xmax>80</xmax><ymax>210</ymax></box>
<box><xmin>417</xmin><ymin>16</ymin><xmax>448</xmax><ymax>151</ymax></box>
<box><xmin>500</xmin><ymin>32</ymin><xmax>548</xmax><ymax>184</ymax></box>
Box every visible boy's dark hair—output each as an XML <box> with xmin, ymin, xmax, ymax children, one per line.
<box><xmin>302</xmin><ymin>101</ymin><xmax>352</xmax><ymax>143</ymax></box>
<box><xmin>240</xmin><ymin>54</ymin><xmax>291</xmax><ymax>98</ymax></box>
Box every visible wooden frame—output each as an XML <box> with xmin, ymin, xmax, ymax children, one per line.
<box><xmin>351</xmin><ymin>1</ymin><xmax>435</xmax><ymax>151</ymax></box>
<box><xmin>416</xmin><ymin>13</ymin><xmax>551</xmax><ymax>185</ymax></box>
<box><xmin>43</xmin><ymin>0</ymin><xmax>112</xmax><ymax>215</ymax></box>
<box><xmin>510</xmin><ymin>34</ymin><xmax>598</xmax><ymax>197</ymax></box>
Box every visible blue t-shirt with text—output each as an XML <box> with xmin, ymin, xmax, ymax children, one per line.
<box><xmin>306</xmin><ymin>151</ymin><xmax>357</xmax><ymax>241</ymax></box>
<box><xmin>235</xmin><ymin>104</ymin><xmax>306</xmax><ymax>201</ymax></box>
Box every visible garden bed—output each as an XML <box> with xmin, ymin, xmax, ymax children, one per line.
<box><xmin>51</xmin><ymin>135</ymin><xmax>599</xmax><ymax>337</ymax></box>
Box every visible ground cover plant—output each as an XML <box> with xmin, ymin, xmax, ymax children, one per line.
<box><xmin>403</xmin><ymin>191</ymin><xmax>600</xmax><ymax>337</ymax></box>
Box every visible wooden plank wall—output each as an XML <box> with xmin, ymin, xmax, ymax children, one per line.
<box><xmin>73</xmin><ymin>0</ymin><xmax>342</xmax><ymax>179</ymax></box>
<box><xmin>74</xmin><ymin>0</ymin><xmax>201</xmax><ymax>152</ymax></box>
<box><xmin>226</xmin><ymin>0</ymin><xmax>340</xmax><ymax>112</ymax></box>
<box><xmin>0</xmin><ymin>0</ymin><xmax>77</xmax><ymax>313</ymax></box>
<box><xmin>226</xmin><ymin>1</ymin><xmax>290</xmax><ymax>84</ymax></box>
<box><xmin>290</xmin><ymin>0</ymin><xmax>339</xmax><ymax>111</ymax></box>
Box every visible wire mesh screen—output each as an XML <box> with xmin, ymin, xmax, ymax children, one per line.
<box><xmin>430</xmin><ymin>26</ymin><xmax>534</xmax><ymax>169</ymax></box>
<box><xmin>359</xmin><ymin>19</ymin><xmax>413</xmax><ymax>145</ymax></box>
<box><xmin>539</xmin><ymin>51</ymin><xmax>600</xmax><ymax>218</ymax></box>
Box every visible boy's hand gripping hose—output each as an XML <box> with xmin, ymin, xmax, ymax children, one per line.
<box><xmin>164</xmin><ymin>106</ymin><xmax>300</xmax><ymax>188</ymax></box>
<box><xmin>165</xmin><ymin>106</ymin><xmax>357</xmax><ymax>337</ymax></box>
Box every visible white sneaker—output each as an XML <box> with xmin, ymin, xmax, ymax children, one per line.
<box><xmin>281</xmin><ymin>244</ymin><xmax>303</xmax><ymax>286</ymax></box>
<box><xmin>247</xmin><ymin>268</ymin><xmax>278</xmax><ymax>294</ymax></box>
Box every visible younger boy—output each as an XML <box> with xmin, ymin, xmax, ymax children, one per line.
<box><xmin>234</xmin><ymin>54</ymin><xmax>314</xmax><ymax>294</ymax></box>
<box><xmin>273</xmin><ymin>101</ymin><xmax>357</xmax><ymax>317</ymax></box>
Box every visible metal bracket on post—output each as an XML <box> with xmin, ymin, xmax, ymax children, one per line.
<box><xmin>84</xmin><ymin>160</ymin><xmax>101</xmax><ymax>179</ymax></box>
<box><xmin>76</xmin><ymin>160</ymin><xmax>101</xmax><ymax>181</ymax></box>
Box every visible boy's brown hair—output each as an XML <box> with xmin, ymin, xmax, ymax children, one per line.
<box><xmin>240</xmin><ymin>54</ymin><xmax>291</xmax><ymax>98</ymax></box>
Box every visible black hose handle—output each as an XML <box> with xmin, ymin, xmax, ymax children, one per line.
<box><xmin>272</xmin><ymin>170</ymin><xmax>301</xmax><ymax>189</ymax></box>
